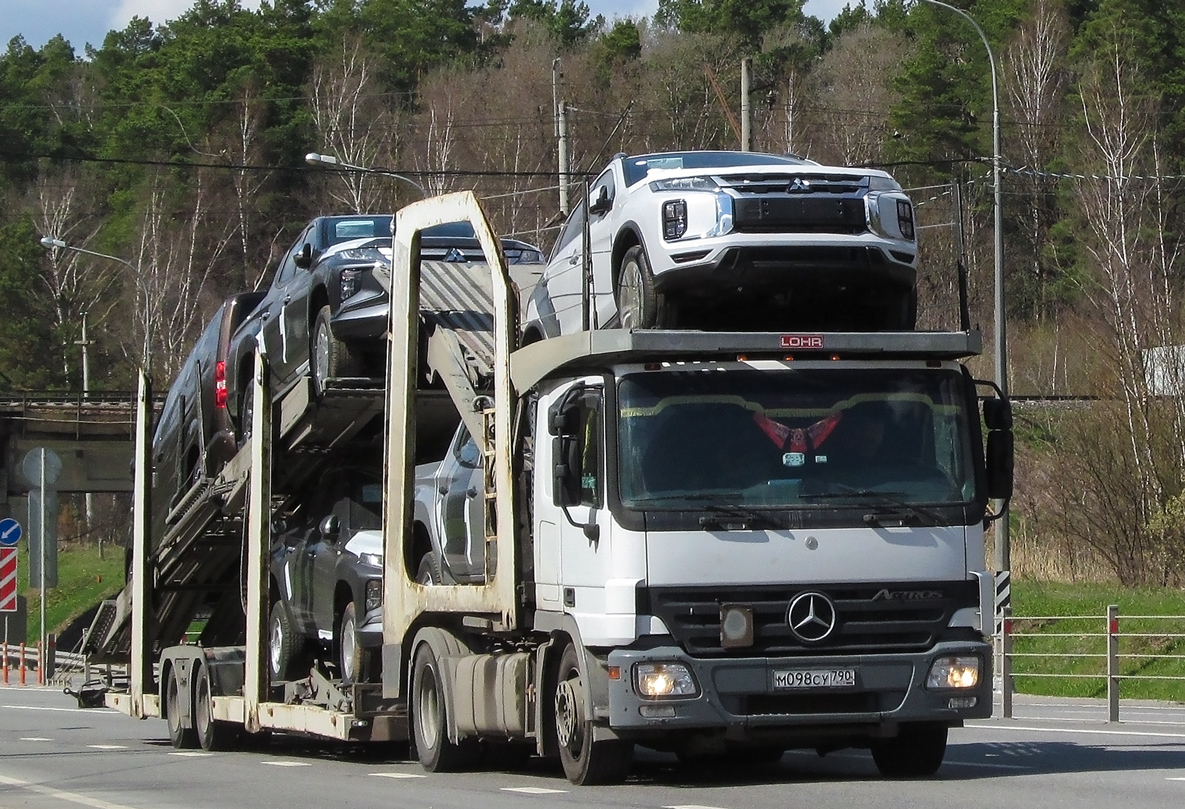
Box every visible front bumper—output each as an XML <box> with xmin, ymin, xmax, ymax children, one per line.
<box><xmin>605</xmin><ymin>641</ymin><xmax>991</xmax><ymax>743</ymax></box>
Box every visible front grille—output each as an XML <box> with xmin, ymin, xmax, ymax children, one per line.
<box><xmin>718</xmin><ymin>173</ymin><xmax>866</xmax><ymax>195</ymax></box>
<box><xmin>645</xmin><ymin>580</ymin><xmax>976</xmax><ymax>657</ymax></box>
<box><xmin>733</xmin><ymin>197</ymin><xmax>866</xmax><ymax>234</ymax></box>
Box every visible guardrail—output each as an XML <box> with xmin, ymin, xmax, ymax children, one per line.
<box><xmin>997</xmin><ymin>605</ymin><xmax>1185</xmax><ymax>721</ymax></box>
<box><xmin>0</xmin><ymin>639</ymin><xmax>56</xmax><ymax>686</ymax></box>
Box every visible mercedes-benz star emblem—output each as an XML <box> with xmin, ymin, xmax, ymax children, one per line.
<box><xmin>787</xmin><ymin>591</ymin><xmax>837</xmax><ymax>643</ymax></box>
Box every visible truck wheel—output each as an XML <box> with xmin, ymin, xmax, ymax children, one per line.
<box><xmin>165</xmin><ymin>667</ymin><xmax>197</xmax><ymax>749</ymax></box>
<box><xmin>553</xmin><ymin>642</ymin><xmax>633</xmax><ymax>785</ymax></box>
<box><xmin>871</xmin><ymin>722</ymin><xmax>947</xmax><ymax>778</ymax></box>
<box><xmin>416</xmin><ymin>553</ymin><xmax>440</xmax><ymax>586</ymax></box>
<box><xmin>268</xmin><ymin>600</ymin><xmax>297</xmax><ymax>681</ymax></box>
<box><xmin>616</xmin><ymin>245</ymin><xmax>659</xmax><ymax>330</ymax></box>
<box><xmin>312</xmin><ymin>304</ymin><xmax>361</xmax><ymax>399</ymax></box>
<box><xmin>411</xmin><ymin>639</ymin><xmax>480</xmax><ymax>771</ymax></box>
<box><xmin>337</xmin><ymin>601</ymin><xmax>368</xmax><ymax>686</ymax></box>
<box><xmin>194</xmin><ymin>664</ymin><xmax>235</xmax><ymax>752</ymax></box>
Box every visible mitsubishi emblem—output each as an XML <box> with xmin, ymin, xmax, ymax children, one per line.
<box><xmin>787</xmin><ymin>591</ymin><xmax>837</xmax><ymax>643</ymax></box>
<box><xmin>788</xmin><ymin>177</ymin><xmax>812</xmax><ymax>193</ymax></box>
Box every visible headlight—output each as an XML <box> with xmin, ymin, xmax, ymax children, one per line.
<box><xmin>926</xmin><ymin>655</ymin><xmax>980</xmax><ymax>689</ymax></box>
<box><xmin>867</xmin><ymin>175</ymin><xmax>903</xmax><ymax>192</ymax></box>
<box><xmin>662</xmin><ymin>200</ymin><xmax>687</xmax><ymax>240</ymax></box>
<box><xmin>365</xmin><ymin>579</ymin><xmax>383</xmax><ymax>611</ymax></box>
<box><xmin>633</xmin><ymin>662</ymin><xmax>699</xmax><ymax>698</ymax></box>
<box><xmin>649</xmin><ymin>176</ymin><xmax>719</xmax><ymax>192</ymax></box>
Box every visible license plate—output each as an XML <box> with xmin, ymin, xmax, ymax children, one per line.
<box><xmin>773</xmin><ymin>668</ymin><xmax>857</xmax><ymax>689</ymax></box>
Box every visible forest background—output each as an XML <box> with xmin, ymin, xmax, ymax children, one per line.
<box><xmin>2</xmin><ymin>0</ymin><xmax>1185</xmax><ymax>589</ymax></box>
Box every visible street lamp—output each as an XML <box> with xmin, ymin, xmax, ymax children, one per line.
<box><xmin>915</xmin><ymin>0</ymin><xmax>1009</xmax><ymax>576</ymax></box>
<box><xmin>305</xmin><ymin>152</ymin><xmax>427</xmax><ymax>199</ymax></box>
<box><xmin>39</xmin><ymin>237</ymin><xmax>151</xmax><ymax>373</ymax></box>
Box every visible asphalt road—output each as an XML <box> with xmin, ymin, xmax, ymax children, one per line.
<box><xmin>1</xmin><ymin>686</ymin><xmax>1183</xmax><ymax>809</ymax></box>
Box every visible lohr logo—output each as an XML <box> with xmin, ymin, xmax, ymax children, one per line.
<box><xmin>780</xmin><ymin>334</ymin><xmax>824</xmax><ymax>349</ymax></box>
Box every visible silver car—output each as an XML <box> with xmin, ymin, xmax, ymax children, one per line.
<box><xmin>524</xmin><ymin>150</ymin><xmax>918</xmax><ymax>338</ymax></box>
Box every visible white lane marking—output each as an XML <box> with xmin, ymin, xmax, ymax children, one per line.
<box><xmin>971</xmin><ymin>724</ymin><xmax>1185</xmax><ymax>741</ymax></box>
<box><xmin>20</xmin><ymin>737</ymin><xmax>52</xmax><ymax>741</ymax></box>
<box><xmin>0</xmin><ymin>775</ymin><xmax>141</xmax><ymax>809</ymax></box>
<box><xmin>1167</xmin><ymin>777</ymin><xmax>1185</xmax><ymax>781</ymax></box>
<box><xmin>665</xmin><ymin>805</ymin><xmax>732</xmax><ymax>809</ymax></box>
<box><xmin>785</xmin><ymin>749</ymin><xmax>1030</xmax><ymax>771</ymax></box>
<box><xmin>262</xmin><ymin>761</ymin><xmax>312</xmax><ymax>767</ymax></box>
<box><xmin>1</xmin><ymin>704</ymin><xmax>120</xmax><ymax>715</ymax></box>
<box><xmin>87</xmin><ymin>745</ymin><xmax>127</xmax><ymax>750</ymax></box>
<box><xmin>169</xmin><ymin>751</ymin><xmax>213</xmax><ymax>757</ymax></box>
<box><xmin>370</xmin><ymin>772</ymin><xmax>427</xmax><ymax>779</ymax></box>
<box><xmin>501</xmin><ymin>787</ymin><xmax>569</xmax><ymax>794</ymax></box>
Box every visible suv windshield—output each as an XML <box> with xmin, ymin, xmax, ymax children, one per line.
<box><xmin>622</xmin><ymin>151</ymin><xmax>809</xmax><ymax>187</ymax></box>
<box><xmin>617</xmin><ymin>367</ymin><xmax>977</xmax><ymax>509</ymax></box>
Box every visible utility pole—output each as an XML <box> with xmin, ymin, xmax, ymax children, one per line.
<box><xmin>558</xmin><ymin>100</ymin><xmax>572</xmax><ymax>215</ymax></box>
<box><xmin>75</xmin><ymin>311</ymin><xmax>96</xmax><ymax>545</ymax></box>
<box><xmin>741</xmin><ymin>57</ymin><xmax>753</xmax><ymax>152</ymax></box>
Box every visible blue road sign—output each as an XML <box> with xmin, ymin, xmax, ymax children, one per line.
<box><xmin>0</xmin><ymin>518</ymin><xmax>22</xmax><ymax>547</ymax></box>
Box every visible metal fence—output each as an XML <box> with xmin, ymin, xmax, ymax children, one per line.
<box><xmin>997</xmin><ymin>605</ymin><xmax>1185</xmax><ymax>721</ymax></box>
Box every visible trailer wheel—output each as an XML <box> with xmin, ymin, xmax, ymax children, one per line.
<box><xmin>165</xmin><ymin>667</ymin><xmax>197</xmax><ymax>749</ymax></box>
<box><xmin>616</xmin><ymin>245</ymin><xmax>659</xmax><ymax>330</ymax></box>
<box><xmin>553</xmin><ymin>642</ymin><xmax>633</xmax><ymax>785</ymax></box>
<box><xmin>411</xmin><ymin>639</ymin><xmax>481</xmax><ymax>771</ymax></box>
<box><xmin>871</xmin><ymin>722</ymin><xmax>947</xmax><ymax>778</ymax></box>
<box><xmin>194</xmin><ymin>664</ymin><xmax>236</xmax><ymax>752</ymax></box>
<box><xmin>312</xmin><ymin>304</ymin><xmax>361</xmax><ymax>399</ymax></box>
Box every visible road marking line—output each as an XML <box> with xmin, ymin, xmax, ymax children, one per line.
<box><xmin>87</xmin><ymin>745</ymin><xmax>127</xmax><ymax>750</ymax></box>
<box><xmin>262</xmin><ymin>761</ymin><xmax>312</xmax><ymax>767</ymax></box>
<box><xmin>0</xmin><ymin>775</ymin><xmax>141</xmax><ymax>809</ymax></box>
<box><xmin>665</xmin><ymin>805</ymin><xmax>732</xmax><ymax>809</ymax></box>
<box><xmin>169</xmin><ymin>751</ymin><xmax>213</xmax><ymax>757</ymax></box>
<box><xmin>501</xmin><ymin>787</ymin><xmax>569</xmax><ymax>794</ymax></box>
<box><xmin>971</xmin><ymin>724</ymin><xmax>1185</xmax><ymax>741</ymax></box>
<box><xmin>370</xmin><ymin>772</ymin><xmax>427</xmax><ymax>779</ymax></box>
<box><xmin>1167</xmin><ymin>777</ymin><xmax>1185</xmax><ymax>781</ymax></box>
<box><xmin>1</xmin><ymin>704</ymin><xmax>119</xmax><ymax>715</ymax></box>
<box><xmin>20</xmin><ymin>737</ymin><xmax>52</xmax><ymax>741</ymax></box>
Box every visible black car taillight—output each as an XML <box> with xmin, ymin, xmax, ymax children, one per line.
<box><xmin>663</xmin><ymin>200</ymin><xmax>687</xmax><ymax>240</ymax></box>
<box><xmin>897</xmin><ymin>200</ymin><xmax>915</xmax><ymax>241</ymax></box>
<box><xmin>215</xmin><ymin>360</ymin><xmax>227</xmax><ymax>410</ymax></box>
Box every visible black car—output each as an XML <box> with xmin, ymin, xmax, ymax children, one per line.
<box><xmin>267</xmin><ymin>461</ymin><xmax>385</xmax><ymax>685</ymax></box>
<box><xmin>225</xmin><ymin>215</ymin><xmax>543</xmax><ymax>437</ymax></box>
<box><xmin>150</xmin><ymin>292</ymin><xmax>263</xmax><ymax>548</ymax></box>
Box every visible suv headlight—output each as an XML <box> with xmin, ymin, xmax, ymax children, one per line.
<box><xmin>868</xmin><ymin>174</ymin><xmax>903</xmax><ymax>192</ymax></box>
<box><xmin>364</xmin><ymin>579</ymin><xmax>383</xmax><ymax>611</ymax></box>
<box><xmin>649</xmin><ymin>176</ymin><xmax>719</xmax><ymax>192</ymax></box>
<box><xmin>634</xmin><ymin>662</ymin><xmax>699</xmax><ymax>698</ymax></box>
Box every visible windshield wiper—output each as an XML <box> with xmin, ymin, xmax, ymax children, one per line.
<box><xmin>678</xmin><ymin>494</ymin><xmax>778</xmax><ymax>530</ymax></box>
<box><xmin>800</xmin><ymin>486</ymin><xmax>942</xmax><ymax>527</ymax></box>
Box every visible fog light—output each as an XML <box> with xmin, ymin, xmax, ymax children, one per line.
<box><xmin>634</xmin><ymin>662</ymin><xmax>699</xmax><ymax>698</ymax></box>
<box><xmin>663</xmin><ymin>200</ymin><xmax>687</xmax><ymax>240</ymax></box>
<box><xmin>927</xmin><ymin>655</ymin><xmax>980</xmax><ymax>689</ymax></box>
<box><xmin>720</xmin><ymin>604</ymin><xmax>754</xmax><ymax>648</ymax></box>
<box><xmin>640</xmin><ymin>704</ymin><xmax>677</xmax><ymax>718</ymax></box>
<box><xmin>948</xmin><ymin>696</ymin><xmax>978</xmax><ymax>709</ymax></box>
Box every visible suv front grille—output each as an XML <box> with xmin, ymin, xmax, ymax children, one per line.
<box><xmin>645</xmin><ymin>580</ymin><xmax>976</xmax><ymax>657</ymax></box>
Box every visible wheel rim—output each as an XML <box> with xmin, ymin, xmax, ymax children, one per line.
<box><xmin>340</xmin><ymin>611</ymin><xmax>357</xmax><ymax>682</ymax></box>
<box><xmin>195</xmin><ymin>676</ymin><xmax>210</xmax><ymax>736</ymax></box>
<box><xmin>313</xmin><ymin>321</ymin><xmax>330</xmax><ymax>390</ymax></box>
<box><xmin>618</xmin><ymin>259</ymin><xmax>643</xmax><ymax>329</ymax></box>
<box><xmin>268</xmin><ymin>611</ymin><xmax>283</xmax><ymax>678</ymax></box>
<box><xmin>416</xmin><ymin>659</ymin><xmax>442</xmax><ymax>747</ymax></box>
<box><xmin>554</xmin><ymin>676</ymin><xmax>584</xmax><ymax>757</ymax></box>
<box><xmin>167</xmin><ymin>675</ymin><xmax>180</xmax><ymax>734</ymax></box>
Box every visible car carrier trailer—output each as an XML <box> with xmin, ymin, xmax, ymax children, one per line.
<box><xmin>91</xmin><ymin>191</ymin><xmax>1013</xmax><ymax>785</ymax></box>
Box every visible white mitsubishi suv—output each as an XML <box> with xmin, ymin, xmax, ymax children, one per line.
<box><xmin>523</xmin><ymin>150</ymin><xmax>918</xmax><ymax>339</ymax></box>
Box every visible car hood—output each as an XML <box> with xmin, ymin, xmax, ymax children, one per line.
<box><xmin>641</xmin><ymin>162</ymin><xmax>891</xmax><ymax>183</ymax></box>
<box><xmin>343</xmin><ymin>528</ymin><xmax>383</xmax><ymax>560</ymax></box>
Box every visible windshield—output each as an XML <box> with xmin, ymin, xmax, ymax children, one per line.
<box><xmin>622</xmin><ymin>151</ymin><xmax>809</xmax><ymax>187</ymax></box>
<box><xmin>617</xmin><ymin>367</ymin><xmax>977</xmax><ymax>510</ymax></box>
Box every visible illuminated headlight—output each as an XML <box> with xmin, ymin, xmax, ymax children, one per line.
<box><xmin>649</xmin><ymin>176</ymin><xmax>719</xmax><ymax>192</ymax></box>
<box><xmin>662</xmin><ymin>200</ymin><xmax>687</xmax><ymax>240</ymax></box>
<box><xmin>340</xmin><ymin>267</ymin><xmax>364</xmax><ymax>298</ymax></box>
<box><xmin>926</xmin><ymin>655</ymin><xmax>980</xmax><ymax>689</ymax></box>
<box><xmin>364</xmin><ymin>579</ymin><xmax>383</xmax><ymax>611</ymax></box>
<box><xmin>634</xmin><ymin>662</ymin><xmax>699</xmax><ymax>698</ymax></box>
<box><xmin>897</xmin><ymin>200</ymin><xmax>915</xmax><ymax>240</ymax></box>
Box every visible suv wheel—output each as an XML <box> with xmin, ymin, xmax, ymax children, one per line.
<box><xmin>312</xmin><ymin>304</ymin><xmax>361</xmax><ymax>399</ymax></box>
<box><xmin>616</xmin><ymin>245</ymin><xmax>659</xmax><ymax>329</ymax></box>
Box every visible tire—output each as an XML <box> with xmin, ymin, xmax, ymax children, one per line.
<box><xmin>165</xmin><ymin>667</ymin><xmax>197</xmax><ymax>749</ymax></box>
<box><xmin>411</xmin><ymin>638</ymin><xmax>481</xmax><ymax>772</ymax></box>
<box><xmin>194</xmin><ymin>664</ymin><xmax>236</xmax><ymax>752</ymax></box>
<box><xmin>616</xmin><ymin>245</ymin><xmax>659</xmax><ymax>330</ymax></box>
<box><xmin>416</xmin><ymin>553</ymin><xmax>440</xmax><ymax>586</ymax></box>
<box><xmin>312</xmin><ymin>304</ymin><xmax>361</xmax><ymax>399</ymax></box>
<box><xmin>237</xmin><ymin>369</ymin><xmax>255</xmax><ymax>444</ymax></box>
<box><xmin>337</xmin><ymin>601</ymin><xmax>369</xmax><ymax>686</ymax></box>
<box><xmin>553</xmin><ymin>642</ymin><xmax>633</xmax><ymax>785</ymax></box>
<box><xmin>268</xmin><ymin>600</ymin><xmax>298</xmax><ymax>682</ymax></box>
<box><xmin>871</xmin><ymin>722</ymin><xmax>947</xmax><ymax>778</ymax></box>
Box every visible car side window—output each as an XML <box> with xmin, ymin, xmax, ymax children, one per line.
<box><xmin>552</xmin><ymin>200</ymin><xmax>586</xmax><ymax>257</ymax></box>
<box><xmin>275</xmin><ymin>225</ymin><xmax>313</xmax><ymax>286</ymax></box>
<box><xmin>589</xmin><ymin>169</ymin><xmax>615</xmax><ymax>213</ymax></box>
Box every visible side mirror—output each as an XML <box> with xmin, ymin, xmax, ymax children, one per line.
<box><xmin>548</xmin><ymin>387</ymin><xmax>584</xmax><ymax>436</ymax></box>
<box><xmin>319</xmin><ymin>513</ymin><xmax>341</xmax><ymax>540</ymax></box>
<box><xmin>588</xmin><ymin>186</ymin><xmax>612</xmax><ymax>216</ymax></box>
<box><xmin>271</xmin><ymin>518</ymin><xmax>288</xmax><ymax>535</ymax></box>
<box><xmin>983</xmin><ymin>397</ymin><xmax>1012</xmax><ymax>431</ymax></box>
<box><xmin>986</xmin><ymin>431</ymin><xmax>1014</xmax><ymax>500</ymax></box>
<box><xmin>294</xmin><ymin>243</ymin><xmax>313</xmax><ymax>269</ymax></box>
<box><xmin>553</xmin><ymin>436</ymin><xmax>582</xmax><ymax>506</ymax></box>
